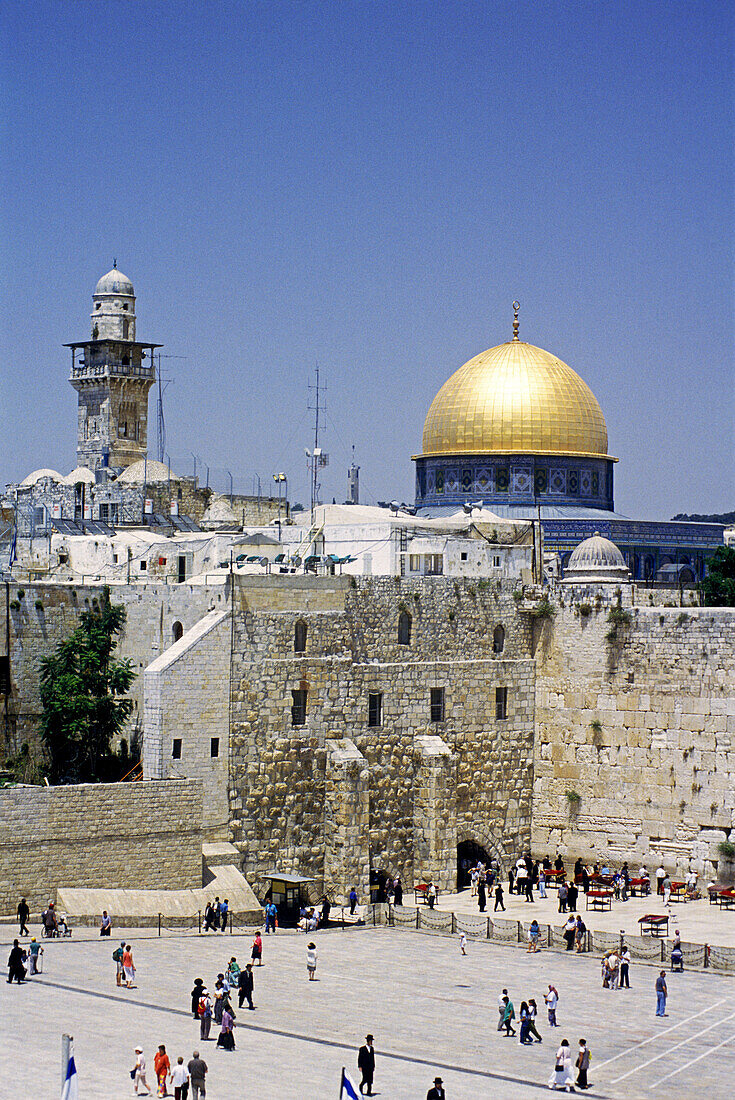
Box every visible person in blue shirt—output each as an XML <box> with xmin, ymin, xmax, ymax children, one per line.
<box><xmin>349</xmin><ymin>888</ymin><xmax>358</xmax><ymax>915</ymax></box>
<box><xmin>219</xmin><ymin>898</ymin><xmax>229</xmax><ymax>932</ymax></box>
<box><xmin>265</xmin><ymin>901</ymin><xmax>277</xmax><ymax>933</ymax></box>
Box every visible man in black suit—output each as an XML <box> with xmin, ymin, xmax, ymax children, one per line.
<box><xmin>358</xmin><ymin>1034</ymin><xmax>375</xmax><ymax>1095</ymax></box>
<box><xmin>238</xmin><ymin>963</ymin><xmax>254</xmax><ymax>1009</ymax></box>
<box><xmin>427</xmin><ymin>1076</ymin><xmax>446</xmax><ymax>1099</ymax></box>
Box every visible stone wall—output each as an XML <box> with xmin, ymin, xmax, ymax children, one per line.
<box><xmin>533</xmin><ymin>590</ymin><xmax>735</xmax><ymax>878</ymax></box>
<box><xmin>0</xmin><ymin>581</ymin><xmax>223</xmax><ymax>765</ymax></box>
<box><xmin>0</xmin><ymin>778</ymin><xmax>202</xmax><ymax>914</ymax></box>
<box><xmin>144</xmin><ymin>609</ymin><xmax>231</xmax><ymax>835</ymax></box>
<box><xmin>228</xmin><ymin>575</ymin><xmax>536</xmax><ymax>901</ymax></box>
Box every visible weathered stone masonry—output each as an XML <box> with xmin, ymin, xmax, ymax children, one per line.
<box><xmin>227</xmin><ymin>575</ymin><xmax>536</xmax><ymax>902</ymax></box>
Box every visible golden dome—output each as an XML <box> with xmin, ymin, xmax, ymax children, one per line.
<box><xmin>421</xmin><ymin>339</ymin><xmax>611</xmax><ymax>459</ymax></box>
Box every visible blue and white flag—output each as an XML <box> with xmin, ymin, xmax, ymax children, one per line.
<box><xmin>61</xmin><ymin>1048</ymin><xmax>79</xmax><ymax>1100</ymax></box>
<box><xmin>340</xmin><ymin>1067</ymin><xmax>359</xmax><ymax>1100</ymax></box>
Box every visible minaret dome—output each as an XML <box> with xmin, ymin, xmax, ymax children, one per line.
<box><xmin>91</xmin><ymin>263</ymin><xmax>136</xmax><ymax>341</ymax></box>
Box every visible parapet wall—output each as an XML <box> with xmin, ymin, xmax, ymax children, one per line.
<box><xmin>0</xmin><ymin>778</ymin><xmax>202</xmax><ymax>914</ymax></box>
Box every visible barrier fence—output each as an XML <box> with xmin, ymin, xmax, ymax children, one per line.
<box><xmin>386</xmin><ymin>906</ymin><xmax>726</xmax><ymax>971</ymax></box>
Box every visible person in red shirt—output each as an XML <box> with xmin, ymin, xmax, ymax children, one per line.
<box><xmin>153</xmin><ymin>1045</ymin><xmax>170</xmax><ymax>1096</ymax></box>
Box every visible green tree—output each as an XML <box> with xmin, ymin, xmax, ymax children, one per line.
<box><xmin>700</xmin><ymin>546</ymin><xmax>735</xmax><ymax>607</ymax></box>
<box><xmin>39</xmin><ymin>587</ymin><xmax>136</xmax><ymax>783</ymax></box>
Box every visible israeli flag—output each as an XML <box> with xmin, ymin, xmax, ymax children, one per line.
<box><xmin>340</xmin><ymin>1068</ymin><xmax>359</xmax><ymax>1100</ymax></box>
<box><xmin>61</xmin><ymin>1049</ymin><xmax>79</xmax><ymax>1100</ymax></box>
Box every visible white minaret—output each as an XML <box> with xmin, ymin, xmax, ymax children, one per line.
<box><xmin>90</xmin><ymin>261</ymin><xmax>137</xmax><ymax>341</ymax></box>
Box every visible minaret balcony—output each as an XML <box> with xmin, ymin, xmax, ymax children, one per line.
<box><xmin>70</xmin><ymin>361</ymin><xmax>155</xmax><ymax>381</ymax></box>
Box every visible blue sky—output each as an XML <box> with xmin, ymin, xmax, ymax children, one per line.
<box><xmin>1</xmin><ymin>0</ymin><xmax>732</xmax><ymax>517</ymax></box>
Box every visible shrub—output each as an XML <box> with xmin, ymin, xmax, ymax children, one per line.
<box><xmin>9</xmin><ymin>600</ymin><xmax>20</xmax><ymax>611</ymax></box>
<box><xmin>34</xmin><ymin>599</ymin><xmax>44</xmax><ymax>611</ymax></box>
<box><xmin>17</xmin><ymin>589</ymin><xmax>25</xmax><ymax>600</ymax></box>
<box><xmin>566</xmin><ymin>789</ymin><xmax>581</xmax><ymax>806</ymax></box>
<box><xmin>532</xmin><ymin>595</ymin><xmax>555</xmax><ymax>620</ymax></box>
<box><xmin>579</xmin><ymin>603</ymin><xmax>592</xmax><ymax>617</ymax></box>
<box><xmin>512</xmin><ymin>589</ymin><xmax>523</xmax><ymax>603</ymax></box>
<box><xmin>718</xmin><ymin>840</ymin><xmax>735</xmax><ymax>860</ymax></box>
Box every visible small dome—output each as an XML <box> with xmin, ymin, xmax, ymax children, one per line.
<box><xmin>201</xmin><ymin>495</ymin><xmax>238</xmax><ymax>528</ymax></box>
<box><xmin>94</xmin><ymin>267</ymin><xmax>134</xmax><ymax>297</ymax></box>
<box><xmin>63</xmin><ymin>466</ymin><xmax>95</xmax><ymax>485</ymax></box>
<box><xmin>20</xmin><ymin>468</ymin><xmax>63</xmax><ymax>486</ymax></box>
<box><xmin>565</xmin><ymin>531</ymin><xmax>630</xmax><ymax>583</ymax></box>
<box><xmin>117</xmin><ymin>459</ymin><xmax>176</xmax><ymax>484</ymax></box>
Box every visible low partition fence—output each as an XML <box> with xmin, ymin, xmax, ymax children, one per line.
<box><xmin>387</xmin><ymin>906</ymin><xmax>726</xmax><ymax>972</ymax></box>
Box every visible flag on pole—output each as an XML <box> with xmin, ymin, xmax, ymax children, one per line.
<box><xmin>61</xmin><ymin>1046</ymin><xmax>79</xmax><ymax>1100</ymax></box>
<box><xmin>340</xmin><ymin>1067</ymin><xmax>359</xmax><ymax>1100</ymax></box>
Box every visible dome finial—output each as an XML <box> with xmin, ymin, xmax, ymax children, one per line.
<box><xmin>512</xmin><ymin>301</ymin><xmax>520</xmax><ymax>341</ymax></box>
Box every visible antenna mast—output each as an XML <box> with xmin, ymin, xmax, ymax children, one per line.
<box><xmin>307</xmin><ymin>366</ymin><xmax>327</xmax><ymax>514</ymax></box>
<box><xmin>156</xmin><ymin>354</ymin><xmax>166</xmax><ymax>462</ymax></box>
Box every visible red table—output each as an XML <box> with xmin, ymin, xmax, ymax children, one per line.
<box><xmin>638</xmin><ymin>914</ymin><xmax>669</xmax><ymax>937</ymax></box>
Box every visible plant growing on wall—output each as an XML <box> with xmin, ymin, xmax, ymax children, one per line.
<box><xmin>565</xmin><ymin>790</ymin><xmax>581</xmax><ymax>813</ymax></box>
<box><xmin>39</xmin><ymin>586</ymin><xmax>136</xmax><ymax>784</ymax></box>
<box><xmin>532</xmin><ymin>595</ymin><xmax>555</xmax><ymax>620</ymax></box>
<box><xmin>718</xmin><ymin>840</ymin><xmax>735</xmax><ymax>860</ymax></box>
<box><xmin>589</xmin><ymin>718</ymin><xmax>604</xmax><ymax>747</ymax></box>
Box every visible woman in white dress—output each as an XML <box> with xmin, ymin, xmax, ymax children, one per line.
<box><xmin>548</xmin><ymin>1038</ymin><xmax>575</xmax><ymax>1091</ymax></box>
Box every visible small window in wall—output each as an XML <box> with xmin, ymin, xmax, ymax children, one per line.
<box><xmin>493</xmin><ymin>555</ymin><xmax>501</xmax><ymax>567</ymax></box>
<box><xmin>398</xmin><ymin>609</ymin><xmax>412</xmax><ymax>645</ymax></box>
<box><xmin>172</xmin><ymin>621</ymin><xmax>184</xmax><ymax>643</ymax></box>
<box><xmin>294</xmin><ymin>619</ymin><xmax>307</xmax><ymax>654</ymax></box>
<box><xmin>291</xmin><ymin>689</ymin><xmax>308</xmax><ymax>726</ymax></box>
<box><xmin>122</xmin><ymin>303</ymin><xmax>129</xmax><ymax>311</ymax></box>
<box><xmin>139</xmin><ymin>560</ymin><xmax>147</xmax><ymax>571</ymax></box>
<box><xmin>425</xmin><ymin>553</ymin><xmax>443</xmax><ymax>575</ymax></box>
<box><xmin>496</xmin><ymin>686</ymin><xmax>508</xmax><ymax>720</ymax></box>
<box><xmin>409</xmin><ymin>554</ymin><xmax>420</xmax><ymax>572</ymax></box>
<box><xmin>172</xmin><ymin>738</ymin><xmax>182</xmax><ymax>760</ymax></box>
<box><xmin>210</xmin><ymin>737</ymin><xmax>220</xmax><ymax>758</ymax></box>
<box><xmin>493</xmin><ymin>625</ymin><xmax>505</xmax><ymax>654</ymax></box>
<box><xmin>96</xmin><ymin>302</ymin><xmax>101</xmax><ymax>310</ymax></box>
<box><xmin>368</xmin><ymin>692</ymin><xmax>383</xmax><ymax>727</ymax></box>
<box><xmin>460</xmin><ymin>551</ymin><xmax>468</xmax><ymax>561</ymax></box>
<box><xmin>430</xmin><ymin>687</ymin><xmax>445</xmax><ymax>723</ymax></box>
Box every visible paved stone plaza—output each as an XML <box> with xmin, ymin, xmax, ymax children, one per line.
<box><xmin>2</xmin><ymin>925</ymin><xmax>734</xmax><ymax>1098</ymax></box>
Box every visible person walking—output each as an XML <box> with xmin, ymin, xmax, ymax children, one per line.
<box><xmin>567</xmin><ymin>882</ymin><xmax>578</xmax><ymax>912</ymax></box>
<box><xmin>28</xmin><ymin>937</ymin><xmax>42</xmax><ymax>975</ymax></box>
<box><xmin>426</xmin><ymin>1076</ymin><xmax>446</xmax><ymax>1099</ymax></box>
<box><xmin>527</xmin><ymin>919</ymin><xmax>540</xmax><ymax>952</ymax></box>
<box><xmin>545</xmin><ymin>984</ymin><xmax>559</xmax><ymax>1027</ymax></box>
<box><xmin>662</xmin><ymin>875</ymin><xmax>672</xmax><ymax>908</ymax></box>
<box><xmin>527</xmin><ymin>999</ymin><xmax>543</xmax><ymax>1042</ymax></box>
<box><xmin>619</xmin><ymin>945</ymin><xmax>631</xmax><ymax>988</ymax></box>
<box><xmin>7</xmin><ymin>939</ymin><xmax>26</xmax><ymax>983</ymax></box>
<box><xmin>539</xmin><ymin>868</ymin><xmax>547</xmax><ymax>899</ymax></box>
<box><xmin>502</xmin><ymin>996</ymin><xmax>516</xmax><ymax>1037</ymax></box>
<box><xmin>198</xmin><ymin>989</ymin><xmax>212</xmax><ymax>1041</ymax></box>
<box><xmin>558</xmin><ymin>881</ymin><xmax>568</xmax><ymax>913</ymax></box>
<box><xmin>251</xmin><ymin>930</ymin><xmax>263</xmax><ymax>965</ymax></box>
<box><xmin>113</xmin><ymin>940</ymin><xmax>126</xmax><ymax>986</ymax></box>
<box><xmin>264</xmin><ymin>900</ymin><xmax>277</xmax><ymax>933</ymax></box>
<box><xmin>548</xmin><ymin>1038</ymin><xmax>575</xmax><ymax>1091</ymax></box>
<box><xmin>203</xmin><ymin>902</ymin><xmax>217</xmax><ymax>933</ymax></box>
<box><xmin>494</xmin><ymin>881</ymin><xmax>505</xmax><ymax>912</ymax></box>
<box><xmin>518</xmin><ymin>1001</ymin><xmax>532</xmax><ymax>1044</ymax></box>
<box><xmin>216</xmin><ymin>1006</ymin><xmax>235</xmax><ymax>1051</ymax></box>
<box><xmin>171</xmin><ymin>1057</ymin><xmax>189</xmax><ymax>1100</ymax></box>
<box><xmin>187</xmin><ymin>1052</ymin><xmax>207</xmax><ymax>1100</ymax></box>
<box><xmin>575</xmin><ymin>1038</ymin><xmax>591</xmax><ymax>1090</ymax></box>
<box><xmin>358</xmin><ymin>1034</ymin><xmax>376</xmax><ymax>1096</ymax></box>
<box><xmin>497</xmin><ymin>989</ymin><xmax>509</xmax><ymax>1031</ymax></box>
<box><xmin>219</xmin><ymin>898</ymin><xmax>229</xmax><ymax>932</ymax></box>
<box><xmin>574</xmin><ymin>916</ymin><xmax>586</xmax><ymax>953</ymax></box>
<box><xmin>154</xmin><ymin>1044</ymin><xmax>171</xmax><ymax>1097</ymax></box>
<box><xmin>190</xmin><ymin>978</ymin><xmax>205</xmax><ymax>1019</ymax></box>
<box><xmin>349</xmin><ymin>887</ymin><xmax>359</xmax><ymax>916</ymax></box>
<box><xmin>306</xmin><ymin>941</ymin><xmax>318</xmax><ymax>980</ymax></box>
<box><xmin>655</xmin><ymin>970</ymin><xmax>668</xmax><ymax>1016</ymax></box>
<box><xmin>563</xmin><ymin>914</ymin><xmax>576</xmax><ymax>951</ymax></box>
<box><xmin>656</xmin><ymin>863</ymin><xmax>666</xmax><ymax>895</ymax></box>
<box><xmin>133</xmin><ymin>1047</ymin><xmax>152</xmax><ymax>1096</ymax></box>
<box><xmin>621</xmin><ymin>862</ymin><xmax>630</xmax><ymax>902</ymax></box>
<box><xmin>100</xmin><ymin>909</ymin><xmax>112</xmax><ymax>936</ymax></box>
<box><xmin>477</xmin><ymin>877</ymin><xmax>487</xmax><ymax>913</ymax></box>
<box><xmin>524</xmin><ymin>870</ymin><xmax>534</xmax><ymax>903</ymax></box>
<box><xmin>17</xmin><ymin>897</ymin><xmax>30</xmax><ymax>937</ymax></box>
<box><xmin>394</xmin><ymin>877</ymin><xmax>403</xmax><ymax>906</ymax></box>
<box><xmin>238</xmin><ymin>963</ymin><xmax>254</xmax><ymax>1009</ymax></box>
<box><xmin>123</xmin><ymin>944</ymin><xmax>136</xmax><ymax>988</ymax></box>
<box><xmin>459</xmin><ymin>930</ymin><xmax>467</xmax><ymax>956</ymax></box>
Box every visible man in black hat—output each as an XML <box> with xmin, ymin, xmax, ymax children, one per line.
<box><xmin>427</xmin><ymin>1075</ymin><xmax>446</xmax><ymax>1099</ymax></box>
<box><xmin>357</xmin><ymin>1034</ymin><xmax>375</xmax><ymax>1095</ymax></box>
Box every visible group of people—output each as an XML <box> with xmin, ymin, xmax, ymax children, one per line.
<box><xmin>131</xmin><ymin>1045</ymin><xmax>207</xmax><ymax>1099</ymax></box>
<box><xmin>496</xmin><ymin>982</ymin><xmax>591</xmax><ymax>1092</ymax></box>
<box><xmin>600</xmin><ymin>946</ymin><xmax>632</xmax><ymax>988</ymax></box>
<box><xmin>203</xmin><ymin>897</ymin><xmax>230</xmax><ymax>933</ymax></box>
<box><xmin>189</xmin><ymin>954</ymin><xmax>260</xmax><ymax>1049</ymax></box>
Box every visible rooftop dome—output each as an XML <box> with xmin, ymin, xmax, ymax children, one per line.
<box><xmin>20</xmin><ymin>468</ymin><xmax>63</xmax><ymax>486</ymax></box>
<box><xmin>117</xmin><ymin>459</ymin><xmax>176</xmax><ymax>484</ymax></box>
<box><xmin>94</xmin><ymin>267</ymin><xmax>134</xmax><ymax>297</ymax></box>
<box><xmin>564</xmin><ymin>531</ymin><xmax>630</xmax><ymax>583</ymax></box>
<box><xmin>63</xmin><ymin>466</ymin><xmax>95</xmax><ymax>485</ymax></box>
<box><xmin>421</xmin><ymin>338</ymin><xmax>610</xmax><ymax>460</ymax></box>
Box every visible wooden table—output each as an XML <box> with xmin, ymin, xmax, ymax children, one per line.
<box><xmin>638</xmin><ymin>914</ymin><xmax>669</xmax><ymax>937</ymax></box>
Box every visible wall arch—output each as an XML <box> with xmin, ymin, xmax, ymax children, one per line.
<box><xmin>456</xmin><ymin>825</ymin><xmax>510</xmax><ymax>870</ymax></box>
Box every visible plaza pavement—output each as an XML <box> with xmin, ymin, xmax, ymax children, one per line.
<box><xmin>433</xmin><ymin>885</ymin><xmax>735</xmax><ymax>949</ymax></box>
<box><xmin>2</xmin><ymin>923</ymin><xmax>734</xmax><ymax>1099</ymax></box>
